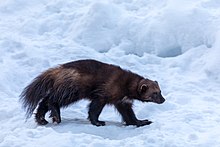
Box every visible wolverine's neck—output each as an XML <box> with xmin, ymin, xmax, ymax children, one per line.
<box><xmin>126</xmin><ymin>72</ymin><xmax>143</xmax><ymax>99</ymax></box>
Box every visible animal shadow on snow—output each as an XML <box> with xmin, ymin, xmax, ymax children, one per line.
<box><xmin>49</xmin><ymin>118</ymin><xmax>143</xmax><ymax>140</ymax></box>
<box><xmin>50</xmin><ymin>117</ymin><xmax>123</xmax><ymax>127</ymax></box>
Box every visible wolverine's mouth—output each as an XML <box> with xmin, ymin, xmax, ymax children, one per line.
<box><xmin>144</xmin><ymin>96</ymin><xmax>165</xmax><ymax>104</ymax></box>
<box><xmin>143</xmin><ymin>97</ymin><xmax>153</xmax><ymax>102</ymax></box>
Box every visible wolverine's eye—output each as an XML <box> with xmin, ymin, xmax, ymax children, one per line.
<box><xmin>152</xmin><ymin>92</ymin><xmax>158</xmax><ymax>98</ymax></box>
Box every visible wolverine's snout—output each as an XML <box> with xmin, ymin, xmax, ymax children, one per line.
<box><xmin>156</xmin><ymin>92</ymin><xmax>165</xmax><ymax>104</ymax></box>
<box><xmin>149</xmin><ymin>92</ymin><xmax>165</xmax><ymax>104</ymax></box>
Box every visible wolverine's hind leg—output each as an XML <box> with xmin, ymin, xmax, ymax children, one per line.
<box><xmin>36</xmin><ymin>98</ymin><xmax>49</xmax><ymax>125</ymax></box>
<box><xmin>49</xmin><ymin>102</ymin><xmax>61</xmax><ymax>124</ymax></box>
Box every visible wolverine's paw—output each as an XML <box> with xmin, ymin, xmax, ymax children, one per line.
<box><xmin>49</xmin><ymin>114</ymin><xmax>61</xmax><ymax>124</ymax></box>
<box><xmin>136</xmin><ymin>119</ymin><xmax>152</xmax><ymax>127</ymax></box>
<box><xmin>91</xmin><ymin>120</ymin><xmax>106</xmax><ymax>126</ymax></box>
<box><xmin>36</xmin><ymin>116</ymin><xmax>48</xmax><ymax>125</ymax></box>
<box><xmin>51</xmin><ymin>116</ymin><xmax>61</xmax><ymax>124</ymax></box>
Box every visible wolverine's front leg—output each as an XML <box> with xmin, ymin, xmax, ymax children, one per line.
<box><xmin>115</xmin><ymin>102</ymin><xmax>152</xmax><ymax>127</ymax></box>
<box><xmin>88</xmin><ymin>99</ymin><xmax>106</xmax><ymax>126</ymax></box>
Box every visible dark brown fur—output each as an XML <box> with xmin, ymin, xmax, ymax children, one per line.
<box><xmin>20</xmin><ymin>59</ymin><xmax>165</xmax><ymax>127</ymax></box>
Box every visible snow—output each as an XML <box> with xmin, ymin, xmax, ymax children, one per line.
<box><xmin>0</xmin><ymin>0</ymin><xmax>220</xmax><ymax>146</ymax></box>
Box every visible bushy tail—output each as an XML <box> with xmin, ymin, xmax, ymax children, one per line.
<box><xmin>20</xmin><ymin>72</ymin><xmax>54</xmax><ymax>118</ymax></box>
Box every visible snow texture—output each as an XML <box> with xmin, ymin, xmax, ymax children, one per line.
<box><xmin>0</xmin><ymin>0</ymin><xmax>220</xmax><ymax>146</ymax></box>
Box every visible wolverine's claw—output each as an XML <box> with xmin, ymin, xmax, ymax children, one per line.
<box><xmin>136</xmin><ymin>120</ymin><xmax>152</xmax><ymax>127</ymax></box>
<box><xmin>91</xmin><ymin>120</ymin><xmax>106</xmax><ymax>126</ymax></box>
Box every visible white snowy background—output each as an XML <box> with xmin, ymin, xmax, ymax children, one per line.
<box><xmin>0</xmin><ymin>0</ymin><xmax>220</xmax><ymax>146</ymax></box>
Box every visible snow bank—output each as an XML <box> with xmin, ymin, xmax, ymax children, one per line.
<box><xmin>67</xmin><ymin>0</ymin><xmax>218</xmax><ymax>57</ymax></box>
<box><xmin>1</xmin><ymin>0</ymin><xmax>220</xmax><ymax>146</ymax></box>
<box><xmin>204</xmin><ymin>30</ymin><xmax>220</xmax><ymax>81</ymax></box>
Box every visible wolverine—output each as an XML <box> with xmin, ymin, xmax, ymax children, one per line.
<box><xmin>20</xmin><ymin>59</ymin><xmax>165</xmax><ymax>127</ymax></box>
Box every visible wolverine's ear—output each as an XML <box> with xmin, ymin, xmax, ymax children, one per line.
<box><xmin>139</xmin><ymin>84</ymin><xmax>149</xmax><ymax>94</ymax></box>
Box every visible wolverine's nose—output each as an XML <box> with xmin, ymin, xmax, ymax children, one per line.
<box><xmin>157</xmin><ymin>92</ymin><xmax>165</xmax><ymax>104</ymax></box>
<box><xmin>160</xmin><ymin>97</ymin><xmax>165</xmax><ymax>104</ymax></box>
<box><xmin>157</xmin><ymin>97</ymin><xmax>165</xmax><ymax>104</ymax></box>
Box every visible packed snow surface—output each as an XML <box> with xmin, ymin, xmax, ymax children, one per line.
<box><xmin>1</xmin><ymin>0</ymin><xmax>220</xmax><ymax>146</ymax></box>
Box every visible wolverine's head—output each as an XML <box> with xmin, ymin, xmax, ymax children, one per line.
<box><xmin>138</xmin><ymin>79</ymin><xmax>165</xmax><ymax>104</ymax></box>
